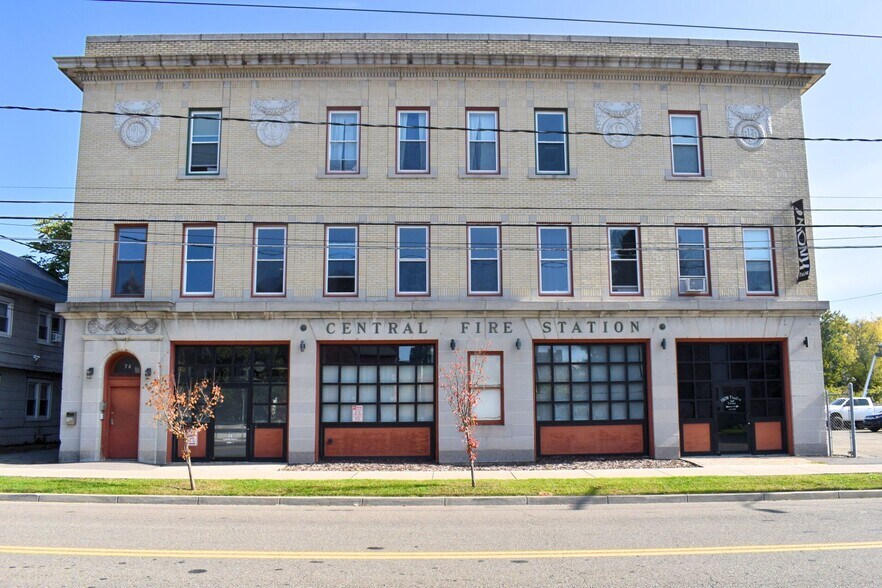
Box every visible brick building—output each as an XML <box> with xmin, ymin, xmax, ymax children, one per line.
<box><xmin>55</xmin><ymin>33</ymin><xmax>829</xmax><ymax>464</ymax></box>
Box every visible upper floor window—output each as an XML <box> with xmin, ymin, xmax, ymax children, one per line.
<box><xmin>37</xmin><ymin>311</ymin><xmax>63</xmax><ymax>345</ymax></box>
<box><xmin>676</xmin><ymin>227</ymin><xmax>709</xmax><ymax>295</ymax></box>
<box><xmin>538</xmin><ymin>226</ymin><xmax>572</xmax><ymax>295</ymax></box>
<box><xmin>397</xmin><ymin>226</ymin><xmax>429</xmax><ymax>295</ymax></box>
<box><xmin>535</xmin><ymin>110</ymin><xmax>568</xmax><ymax>174</ymax></box>
<box><xmin>397</xmin><ymin>110</ymin><xmax>429</xmax><ymax>173</ymax></box>
<box><xmin>26</xmin><ymin>381</ymin><xmax>52</xmax><ymax>420</ymax></box>
<box><xmin>113</xmin><ymin>225</ymin><xmax>147</xmax><ymax>297</ymax></box>
<box><xmin>183</xmin><ymin>226</ymin><xmax>216</xmax><ymax>296</ymax></box>
<box><xmin>253</xmin><ymin>226</ymin><xmax>286</xmax><ymax>296</ymax></box>
<box><xmin>467</xmin><ymin>109</ymin><xmax>499</xmax><ymax>174</ymax></box>
<box><xmin>0</xmin><ymin>296</ymin><xmax>12</xmax><ymax>337</ymax></box>
<box><xmin>472</xmin><ymin>352</ymin><xmax>503</xmax><ymax>424</ymax></box>
<box><xmin>608</xmin><ymin>227</ymin><xmax>641</xmax><ymax>295</ymax></box>
<box><xmin>187</xmin><ymin>110</ymin><xmax>221</xmax><ymax>174</ymax></box>
<box><xmin>327</xmin><ymin>109</ymin><xmax>360</xmax><ymax>173</ymax></box>
<box><xmin>743</xmin><ymin>227</ymin><xmax>776</xmax><ymax>295</ymax></box>
<box><xmin>468</xmin><ymin>225</ymin><xmax>501</xmax><ymax>295</ymax></box>
<box><xmin>325</xmin><ymin>226</ymin><xmax>358</xmax><ymax>296</ymax></box>
<box><xmin>670</xmin><ymin>113</ymin><xmax>702</xmax><ymax>176</ymax></box>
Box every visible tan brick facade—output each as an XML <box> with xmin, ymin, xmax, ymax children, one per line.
<box><xmin>56</xmin><ymin>34</ymin><xmax>830</xmax><ymax>465</ymax></box>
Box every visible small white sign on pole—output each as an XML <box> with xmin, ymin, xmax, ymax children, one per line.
<box><xmin>186</xmin><ymin>429</ymin><xmax>199</xmax><ymax>447</ymax></box>
<box><xmin>351</xmin><ymin>405</ymin><xmax>364</xmax><ymax>422</ymax></box>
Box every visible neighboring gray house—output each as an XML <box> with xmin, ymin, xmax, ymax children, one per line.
<box><xmin>0</xmin><ymin>250</ymin><xmax>67</xmax><ymax>446</ymax></box>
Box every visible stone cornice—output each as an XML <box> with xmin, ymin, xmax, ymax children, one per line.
<box><xmin>57</xmin><ymin>299</ymin><xmax>830</xmax><ymax>319</ymax></box>
<box><xmin>55</xmin><ymin>53</ymin><xmax>828</xmax><ymax>92</ymax></box>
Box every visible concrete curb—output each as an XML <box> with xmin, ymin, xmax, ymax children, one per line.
<box><xmin>1</xmin><ymin>489</ymin><xmax>881</xmax><ymax>506</ymax></box>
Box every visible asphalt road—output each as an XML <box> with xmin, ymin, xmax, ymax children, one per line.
<box><xmin>2</xmin><ymin>498</ymin><xmax>882</xmax><ymax>587</ymax></box>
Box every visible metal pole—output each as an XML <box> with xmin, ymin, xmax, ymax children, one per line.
<box><xmin>849</xmin><ymin>383</ymin><xmax>857</xmax><ymax>458</ymax></box>
<box><xmin>860</xmin><ymin>354</ymin><xmax>877</xmax><ymax>398</ymax></box>
<box><xmin>825</xmin><ymin>387</ymin><xmax>833</xmax><ymax>457</ymax></box>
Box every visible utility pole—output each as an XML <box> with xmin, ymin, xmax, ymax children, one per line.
<box><xmin>859</xmin><ymin>343</ymin><xmax>882</xmax><ymax>398</ymax></box>
<box><xmin>849</xmin><ymin>382</ymin><xmax>857</xmax><ymax>458</ymax></box>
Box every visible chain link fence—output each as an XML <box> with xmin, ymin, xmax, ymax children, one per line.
<box><xmin>826</xmin><ymin>386</ymin><xmax>857</xmax><ymax>457</ymax></box>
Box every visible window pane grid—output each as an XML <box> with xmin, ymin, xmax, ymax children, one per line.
<box><xmin>743</xmin><ymin>228</ymin><xmax>775</xmax><ymax>293</ymax></box>
<box><xmin>468</xmin><ymin>226</ymin><xmax>500</xmax><ymax>294</ymax></box>
<box><xmin>397</xmin><ymin>226</ymin><xmax>429</xmax><ymax>294</ymax></box>
<box><xmin>397</xmin><ymin>111</ymin><xmax>428</xmax><ymax>172</ymax></box>
<box><xmin>320</xmin><ymin>345</ymin><xmax>435</xmax><ymax>424</ymax></box>
<box><xmin>188</xmin><ymin>111</ymin><xmax>221</xmax><ymax>174</ymax></box>
<box><xmin>325</xmin><ymin>226</ymin><xmax>358</xmax><ymax>295</ymax></box>
<box><xmin>328</xmin><ymin>111</ymin><xmax>360</xmax><ymax>172</ymax></box>
<box><xmin>183</xmin><ymin>227</ymin><xmax>215</xmax><ymax>295</ymax></box>
<box><xmin>539</xmin><ymin>226</ymin><xmax>571</xmax><ymax>294</ymax></box>
<box><xmin>114</xmin><ymin>226</ymin><xmax>147</xmax><ymax>297</ymax></box>
<box><xmin>608</xmin><ymin>227</ymin><xmax>641</xmax><ymax>294</ymax></box>
<box><xmin>535</xmin><ymin>344</ymin><xmax>646</xmax><ymax>423</ymax></box>
<box><xmin>254</xmin><ymin>227</ymin><xmax>286</xmax><ymax>295</ymax></box>
<box><xmin>467</xmin><ymin>111</ymin><xmax>499</xmax><ymax>172</ymax></box>
<box><xmin>670</xmin><ymin>114</ymin><xmax>701</xmax><ymax>175</ymax></box>
<box><xmin>535</xmin><ymin>111</ymin><xmax>568</xmax><ymax>174</ymax></box>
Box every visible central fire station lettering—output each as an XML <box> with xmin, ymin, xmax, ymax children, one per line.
<box><xmin>325</xmin><ymin>321</ymin><xmax>429</xmax><ymax>335</ymax></box>
<box><xmin>541</xmin><ymin>320</ymin><xmax>640</xmax><ymax>335</ymax></box>
<box><xmin>459</xmin><ymin>321</ymin><xmax>514</xmax><ymax>335</ymax></box>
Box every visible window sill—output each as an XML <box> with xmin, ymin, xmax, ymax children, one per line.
<box><xmin>664</xmin><ymin>170</ymin><xmax>712</xmax><ymax>181</ymax></box>
<box><xmin>528</xmin><ymin>168</ymin><xmax>578</xmax><ymax>179</ymax></box>
<box><xmin>316</xmin><ymin>169</ymin><xmax>368</xmax><ymax>179</ymax></box>
<box><xmin>177</xmin><ymin>169</ymin><xmax>227</xmax><ymax>180</ymax></box>
<box><xmin>458</xmin><ymin>168</ymin><xmax>508</xmax><ymax>179</ymax></box>
<box><xmin>388</xmin><ymin>167</ymin><xmax>438</xmax><ymax>178</ymax></box>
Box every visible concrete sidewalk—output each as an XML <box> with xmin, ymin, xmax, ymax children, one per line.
<box><xmin>1</xmin><ymin>452</ymin><xmax>882</xmax><ymax>480</ymax></box>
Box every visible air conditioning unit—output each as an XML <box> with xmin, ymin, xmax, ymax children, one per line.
<box><xmin>679</xmin><ymin>277</ymin><xmax>707</xmax><ymax>294</ymax></box>
<box><xmin>50</xmin><ymin>332</ymin><xmax>63</xmax><ymax>343</ymax></box>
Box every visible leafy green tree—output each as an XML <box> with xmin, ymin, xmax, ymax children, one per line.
<box><xmin>821</xmin><ymin>310</ymin><xmax>857</xmax><ymax>391</ymax></box>
<box><xmin>851</xmin><ymin>317</ymin><xmax>882</xmax><ymax>394</ymax></box>
<box><xmin>23</xmin><ymin>215</ymin><xmax>71</xmax><ymax>282</ymax></box>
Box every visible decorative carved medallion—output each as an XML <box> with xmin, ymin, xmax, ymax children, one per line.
<box><xmin>250</xmin><ymin>99</ymin><xmax>299</xmax><ymax>147</ymax></box>
<box><xmin>594</xmin><ymin>102</ymin><xmax>641</xmax><ymax>148</ymax></box>
<box><xmin>87</xmin><ymin>318</ymin><xmax>159</xmax><ymax>335</ymax></box>
<box><xmin>727</xmin><ymin>105</ymin><xmax>771</xmax><ymax>150</ymax></box>
<box><xmin>114</xmin><ymin>101</ymin><xmax>161</xmax><ymax>148</ymax></box>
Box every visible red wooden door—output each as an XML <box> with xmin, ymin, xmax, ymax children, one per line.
<box><xmin>106</xmin><ymin>379</ymin><xmax>140</xmax><ymax>459</ymax></box>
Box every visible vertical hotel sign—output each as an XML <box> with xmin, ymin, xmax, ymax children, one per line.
<box><xmin>792</xmin><ymin>199</ymin><xmax>810</xmax><ymax>282</ymax></box>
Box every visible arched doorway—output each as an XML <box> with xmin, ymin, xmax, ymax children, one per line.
<box><xmin>103</xmin><ymin>353</ymin><xmax>141</xmax><ymax>459</ymax></box>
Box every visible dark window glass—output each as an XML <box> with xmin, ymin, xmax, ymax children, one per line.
<box><xmin>328</xmin><ymin>111</ymin><xmax>359</xmax><ymax>172</ymax></box>
<box><xmin>254</xmin><ymin>227</ymin><xmax>285</xmax><ymax>294</ymax></box>
<box><xmin>467</xmin><ymin>111</ymin><xmax>498</xmax><ymax>172</ymax></box>
<box><xmin>326</xmin><ymin>227</ymin><xmax>357</xmax><ymax>294</ymax></box>
<box><xmin>397</xmin><ymin>226</ymin><xmax>428</xmax><ymax>294</ymax></box>
<box><xmin>539</xmin><ymin>226</ymin><xmax>570</xmax><ymax>294</ymax></box>
<box><xmin>609</xmin><ymin>228</ymin><xmax>640</xmax><ymax>293</ymax></box>
<box><xmin>188</xmin><ymin>112</ymin><xmax>221</xmax><ymax>174</ymax></box>
<box><xmin>670</xmin><ymin>115</ymin><xmax>701</xmax><ymax>175</ymax></box>
<box><xmin>469</xmin><ymin>226</ymin><xmax>500</xmax><ymax>294</ymax></box>
<box><xmin>114</xmin><ymin>226</ymin><xmax>147</xmax><ymax>296</ymax></box>
<box><xmin>535</xmin><ymin>111</ymin><xmax>567</xmax><ymax>173</ymax></box>
<box><xmin>398</xmin><ymin>111</ymin><xmax>428</xmax><ymax>172</ymax></box>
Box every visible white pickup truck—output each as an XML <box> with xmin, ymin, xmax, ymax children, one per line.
<box><xmin>828</xmin><ymin>397</ymin><xmax>877</xmax><ymax>429</ymax></box>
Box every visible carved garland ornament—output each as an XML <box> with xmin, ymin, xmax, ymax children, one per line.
<box><xmin>594</xmin><ymin>102</ymin><xmax>641</xmax><ymax>148</ymax></box>
<box><xmin>250</xmin><ymin>99</ymin><xmax>299</xmax><ymax>147</ymax></box>
<box><xmin>114</xmin><ymin>101</ymin><xmax>161</xmax><ymax>148</ymax></box>
<box><xmin>87</xmin><ymin>318</ymin><xmax>159</xmax><ymax>335</ymax></box>
<box><xmin>727</xmin><ymin>105</ymin><xmax>772</xmax><ymax>151</ymax></box>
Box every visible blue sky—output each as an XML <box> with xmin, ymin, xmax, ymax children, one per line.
<box><xmin>1</xmin><ymin>0</ymin><xmax>880</xmax><ymax>318</ymax></box>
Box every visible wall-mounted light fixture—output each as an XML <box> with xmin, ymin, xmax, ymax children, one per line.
<box><xmin>515</xmin><ymin>338</ymin><xmax>522</xmax><ymax>350</ymax></box>
<box><xmin>299</xmin><ymin>340</ymin><xmax>306</xmax><ymax>352</ymax></box>
<box><xmin>661</xmin><ymin>338</ymin><xmax>667</xmax><ymax>350</ymax></box>
<box><xmin>85</xmin><ymin>367</ymin><xmax>94</xmax><ymax>379</ymax></box>
<box><xmin>803</xmin><ymin>337</ymin><xmax>809</xmax><ymax>348</ymax></box>
<box><xmin>144</xmin><ymin>368</ymin><xmax>152</xmax><ymax>378</ymax></box>
<box><xmin>449</xmin><ymin>339</ymin><xmax>456</xmax><ymax>351</ymax></box>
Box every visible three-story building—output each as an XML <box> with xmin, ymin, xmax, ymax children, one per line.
<box><xmin>55</xmin><ymin>33</ymin><xmax>829</xmax><ymax>464</ymax></box>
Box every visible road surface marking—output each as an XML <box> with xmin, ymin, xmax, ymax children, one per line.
<box><xmin>2</xmin><ymin>541</ymin><xmax>882</xmax><ymax>560</ymax></box>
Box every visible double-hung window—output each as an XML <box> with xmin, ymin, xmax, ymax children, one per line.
<box><xmin>325</xmin><ymin>226</ymin><xmax>358</xmax><ymax>295</ymax></box>
<box><xmin>397</xmin><ymin>226</ymin><xmax>429</xmax><ymax>295</ymax></box>
<box><xmin>535</xmin><ymin>110</ymin><xmax>568</xmax><ymax>174</ymax></box>
<box><xmin>327</xmin><ymin>109</ymin><xmax>360</xmax><ymax>173</ymax></box>
<box><xmin>468</xmin><ymin>226</ymin><xmax>501</xmax><ymax>295</ymax></box>
<box><xmin>743</xmin><ymin>227</ymin><xmax>776</xmax><ymax>294</ymax></box>
<box><xmin>26</xmin><ymin>381</ymin><xmax>52</xmax><ymax>420</ymax></box>
<box><xmin>538</xmin><ymin>226</ymin><xmax>571</xmax><ymax>295</ymax></box>
<box><xmin>608</xmin><ymin>227</ymin><xmax>641</xmax><ymax>295</ymax></box>
<box><xmin>253</xmin><ymin>226</ymin><xmax>286</xmax><ymax>296</ymax></box>
<box><xmin>676</xmin><ymin>227</ymin><xmax>709</xmax><ymax>295</ymax></box>
<box><xmin>187</xmin><ymin>110</ymin><xmax>221</xmax><ymax>174</ymax></box>
<box><xmin>397</xmin><ymin>110</ymin><xmax>429</xmax><ymax>173</ymax></box>
<box><xmin>183</xmin><ymin>226</ymin><xmax>216</xmax><ymax>296</ymax></box>
<box><xmin>471</xmin><ymin>352</ymin><xmax>503</xmax><ymax>424</ymax></box>
<box><xmin>466</xmin><ymin>109</ymin><xmax>499</xmax><ymax>174</ymax></box>
<box><xmin>37</xmin><ymin>311</ymin><xmax>62</xmax><ymax>344</ymax></box>
<box><xmin>113</xmin><ymin>225</ymin><xmax>147</xmax><ymax>297</ymax></box>
<box><xmin>670</xmin><ymin>113</ymin><xmax>702</xmax><ymax>176</ymax></box>
<box><xmin>0</xmin><ymin>296</ymin><xmax>12</xmax><ymax>337</ymax></box>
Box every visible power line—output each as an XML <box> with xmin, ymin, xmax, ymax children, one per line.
<box><xmin>832</xmin><ymin>291</ymin><xmax>882</xmax><ymax>302</ymax></box>
<box><xmin>89</xmin><ymin>0</ymin><xmax>882</xmax><ymax>41</ymax></box>
<box><xmin>4</xmin><ymin>105</ymin><xmax>882</xmax><ymax>143</ymax></box>
<box><xmin>2</xmin><ymin>214</ymin><xmax>881</xmax><ymax>230</ymax></box>
<box><xmin>0</xmin><ymin>198</ymin><xmax>878</xmax><ymax>214</ymax></box>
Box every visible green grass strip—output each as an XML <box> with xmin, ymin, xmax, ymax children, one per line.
<box><xmin>0</xmin><ymin>474</ymin><xmax>880</xmax><ymax>497</ymax></box>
